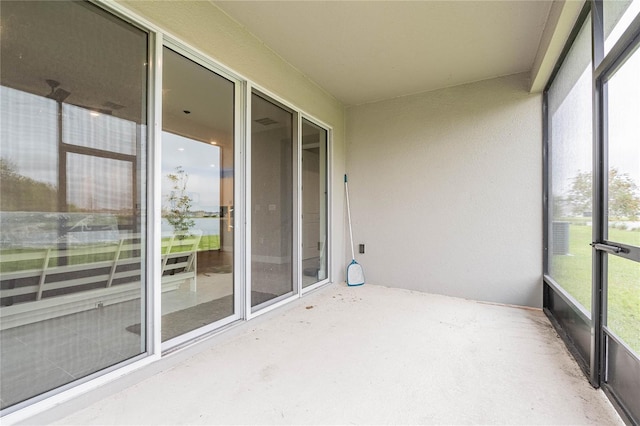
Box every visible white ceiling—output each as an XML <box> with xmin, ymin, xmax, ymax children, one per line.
<box><xmin>214</xmin><ymin>0</ymin><xmax>553</xmax><ymax>106</ymax></box>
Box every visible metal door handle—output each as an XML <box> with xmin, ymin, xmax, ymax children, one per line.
<box><xmin>590</xmin><ymin>242</ymin><xmax>625</xmax><ymax>254</ymax></box>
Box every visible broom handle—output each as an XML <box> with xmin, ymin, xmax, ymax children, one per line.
<box><xmin>344</xmin><ymin>175</ymin><xmax>356</xmax><ymax>260</ymax></box>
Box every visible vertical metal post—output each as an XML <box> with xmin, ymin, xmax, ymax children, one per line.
<box><xmin>542</xmin><ymin>89</ymin><xmax>552</xmax><ymax>309</ymax></box>
<box><xmin>56</xmin><ymin>99</ymin><xmax>69</xmax><ymax>267</ymax></box>
<box><xmin>542</xmin><ymin>91</ymin><xmax>550</xmax><ymax>278</ymax></box>
<box><xmin>590</xmin><ymin>0</ymin><xmax>606</xmax><ymax>388</ymax></box>
<box><xmin>149</xmin><ymin>31</ymin><xmax>163</xmax><ymax>355</ymax></box>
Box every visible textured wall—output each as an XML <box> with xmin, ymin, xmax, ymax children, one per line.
<box><xmin>346</xmin><ymin>73</ymin><xmax>542</xmax><ymax>307</ymax></box>
<box><xmin>117</xmin><ymin>0</ymin><xmax>347</xmax><ymax>282</ymax></box>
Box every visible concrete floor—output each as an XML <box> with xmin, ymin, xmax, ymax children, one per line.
<box><xmin>50</xmin><ymin>283</ymin><xmax>622</xmax><ymax>425</ymax></box>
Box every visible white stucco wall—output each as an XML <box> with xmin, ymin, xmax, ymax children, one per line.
<box><xmin>346</xmin><ymin>73</ymin><xmax>542</xmax><ymax>307</ymax></box>
<box><xmin>117</xmin><ymin>0</ymin><xmax>347</xmax><ymax>284</ymax></box>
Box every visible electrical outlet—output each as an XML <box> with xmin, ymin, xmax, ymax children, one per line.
<box><xmin>359</xmin><ymin>244</ymin><xmax>365</xmax><ymax>254</ymax></box>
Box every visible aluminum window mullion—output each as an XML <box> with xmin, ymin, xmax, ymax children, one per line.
<box><xmin>293</xmin><ymin>111</ymin><xmax>300</xmax><ymax>298</ymax></box>
<box><xmin>590</xmin><ymin>0</ymin><xmax>606</xmax><ymax>390</ymax></box>
<box><xmin>148</xmin><ymin>30</ymin><xmax>164</xmax><ymax>357</ymax></box>
<box><xmin>542</xmin><ymin>91</ymin><xmax>550</xmax><ymax>277</ymax></box>
<box><xmin>296</xmin><ymin>114</ymin><xmax>303</xmax><ymax>296</ymax></box>
<box><xmin>244</xmin><ymin>85</ymin><xmax>253</xmax><ymax>320</ymax></box>
<box><xmin>591</xmin><ymin>73</ymin><xmax>607</xmax><ymax>387</ymax></box>
<box><xmin>235</xmin><ymin>81</ymin><xmax>248</xmax><ymax>321</ymax></box>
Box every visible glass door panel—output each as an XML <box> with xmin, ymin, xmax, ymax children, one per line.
<box><xmin>602</xmin><ymin>37</ymin><xmax>640</xmax><ymax>423</ymax></box>
<box><xmin>605</xmin><ymin>44</ymin><xmax>640</xmax><ymax>353</ymax></box>
<box><xmin>607</xmin><ymin>44</ymin><xmax>640</xmax><ymax>247</ymax></box>
<box><xmin>160</xmin><ymin>47</ymin><xmax>235</xmax><ymax>342</ymax></box>
<box><xmin>0</xmin><ymin>0</ymin><xmax>148</xmax><ymax>410</ymax></box>
<box><xmin>607</xmin><ymin>255</ymin><xmax>640</xmax><ymax>354</ymax></box>
<box><xmin>251</xmin><ymin>93</ymin><xmax>294</xmax><ymax>310</ymax></box>
<box><xmin>301</xmin><ymin>119</ymin><xmax>328</xmax><ymax>288</ymax></box>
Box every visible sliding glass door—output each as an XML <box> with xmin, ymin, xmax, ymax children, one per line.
<box><xmin>250</xmin><ymin>92</ymin><xmax>295</xmax><ymax>310</ymax></box>
<box><xmin>0</xmin><ymin>1</ymin><xmax>148</xmax><ymax>410</ymax></box>
<box><xmin>301</xmin><ymin>118</ymin><xmax>328</xmax><ymax>288</ymax></box>
<box><xmin>160</xmin><ymin>47</ymin><xmax>236</xmax><ymax>343</ymax></box>
<box><xmin>1</xmin><ymin>0</ymin><xmax>335</xmax><ymax>415</ymax></box>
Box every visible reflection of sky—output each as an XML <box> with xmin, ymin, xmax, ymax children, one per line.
<box><xmin>1</xmin><ymin>86</ymin><xmax>138</xmax><ymax>211</ymax></box>
<box><xmin>162</xmin><ymin>132</ymin><xmax>220</xmax><ymax>212</ymax></box>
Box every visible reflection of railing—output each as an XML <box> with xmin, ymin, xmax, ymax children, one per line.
<box><xmin>161</xmin><ymin>230</ymin><xmax>202</xmax><ymax>292</ymax></box>
<box><xmin>0</xmin><ymin>231</ymin><xmax>201</xmax><ymax>330</ymax></box>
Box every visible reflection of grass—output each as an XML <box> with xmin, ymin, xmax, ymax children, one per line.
<box><xmin>162</xmin><ymin>234</ymin><xmax>220</xmax><ymax>253</ymax></box>
<box><xmin>2</xmin><ymin>234</ymin><xmax>221</xmax><ymax>274</ymax></box>
<box><xmin>198</xmin><ymin>235</ymin><xmax>220</xmax><ymax>251</ymax></box>
<box><xmin>1</xmin><ymin>249</ymin><xmax>51</xmax><ymax>272</ymax></box>
<box><xmin>552</xmin><ymin>224</ymin><xmax>640</xmax><ymax>354</ymax></box>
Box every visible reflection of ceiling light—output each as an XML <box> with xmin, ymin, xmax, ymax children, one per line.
<box><xmin>90</xmin><ymin>111</ymin><xmax>100</xmax><ymax>117</ymax></box>
<box><xmin>210</xmin><ymin>141</ymin><xmax>217</xmax><ymax>145</ymax></box>
<box><xmin>178</xmin><ymin>148</ymin><xmax>184</xmax><ymax>151</ymax></box>
<box><xmin>210</xmin><ymin>164</ymin><xmax>216</xmax><ymax>167</ymax></box>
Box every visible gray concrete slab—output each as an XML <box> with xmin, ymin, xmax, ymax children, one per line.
<box><xmin>52</xmin><ymin>283</ymin><xmax>622</xmax><ymax>425</ymax></box>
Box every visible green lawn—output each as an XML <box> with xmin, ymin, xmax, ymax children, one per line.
<box><xmin>551</xmin><ymin>224</ymin><xmax>640</xmax><ymax>354</ymax></box>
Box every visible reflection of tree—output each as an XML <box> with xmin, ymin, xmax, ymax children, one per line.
<box><xmin>164</xmin><ymin>166</ymin><xmax>195</xmax><ymax>234</ymax></box>
<box><xmin>0</xmin><ymin>158</ymin><xmax>58</xmax><ymax>211</ymax></box>
<box><xmin>567</xmin><ymin>168</ymin><xmax>640</xmax><ymax>219</ymax></box>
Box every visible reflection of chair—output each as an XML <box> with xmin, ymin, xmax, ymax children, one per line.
<box><xmin>0</xmin><ymin>230</ymin><xmax>202</xmax><ymax>330</ymax></box>
<box><xmin>161</xmin><ymin>230</ymin><xmax>202</xmax><ymax>292</ymax></box>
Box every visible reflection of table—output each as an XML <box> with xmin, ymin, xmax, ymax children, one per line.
<box><xmin>0</xmin><ymin>231</ymin><xmax>201</xmax><ymax>330</ymax></box>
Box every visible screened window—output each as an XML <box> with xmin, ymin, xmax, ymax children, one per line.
<box><xmin>547</xmin><ymin>15</ymin><xmax>593</xmax><ymax>313</ymax></box>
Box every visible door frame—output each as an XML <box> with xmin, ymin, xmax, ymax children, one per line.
<box><xmin>543</xmin><ymin>2</ymin><xmax>640</xmax><ymax>424</ymax></box>
<box><xmin>592</xmin><ymin>7</ymin><xmax>640</xmax><ymax>421</ymax></box>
